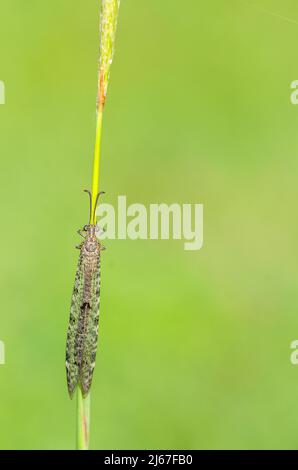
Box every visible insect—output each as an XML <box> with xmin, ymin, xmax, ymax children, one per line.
<box><xmin>66</xmin><ymin>189</ymin><xmax>105</xmax><ymax>398</ymax></box>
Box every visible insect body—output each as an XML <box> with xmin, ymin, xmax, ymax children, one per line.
<box><xmin>66</xmin><ymin>190</ymin><xmax>105</xmax><ymax>398</ymax></box>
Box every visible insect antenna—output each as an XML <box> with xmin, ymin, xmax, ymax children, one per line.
<box><xmin>84</xmin><ymin>189</ymin><xmax>92</xmax><ymax>224</ymax></box>
<box><xmin>84</xmin><ymin>189</ymin><xmax>105</xmax><ymax>224</ymax></box>
<box><xmin>93</xmin><ymin>191</ymin><xmax>105</xmax><ymax>223</ymax></box>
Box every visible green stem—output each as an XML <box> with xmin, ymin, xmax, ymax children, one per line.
<box><xmin>91</xmin><ymin>0</ymin><xmax>120</xmax><ymax>218</ymax></box>
<box><xmin>77</xmin><ymin>388</ymin><xmax>90</xmax><ymax>450</ymax></box>
<box><xmin>91</xmin><ymin>109</ymin><xmax>103</xmax><ymax>223</ymax></box>
<box><xmin>75</xmin><ymin>0</ymin><xmax>120</xmax><ymax>451</ymax></box>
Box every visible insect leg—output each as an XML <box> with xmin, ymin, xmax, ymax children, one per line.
<box><xmin>77</xmin><ymin>229</ymin><xmax>86</xmax><ymax>238</ymax></box>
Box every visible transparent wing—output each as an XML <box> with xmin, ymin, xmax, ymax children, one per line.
<box><xmin>79</xmin><ymin>254</ymin><xmax>101</xmax><ymax>397</ymax></box>
<box><xmin>66</xmin><ymin>253</ymin><xmax>84</xmax><ymax>398</ymax></box>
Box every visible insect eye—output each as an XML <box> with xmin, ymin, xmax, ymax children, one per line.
<box><xmin>84</xmin><ymin>225</ymin><xmax>89</xmax><ymax>231</ymax></box>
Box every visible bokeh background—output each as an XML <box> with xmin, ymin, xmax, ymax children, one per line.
<box><xmin>1</xmin><ymin>0</ymin><xmax>298</xmax><ymax>449</ymax></box>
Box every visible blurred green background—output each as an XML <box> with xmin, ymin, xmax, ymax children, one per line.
<box><xmin>1</xmin><ymin>0</ymin><xmax>298</xmax><ymax>449</ymax></box>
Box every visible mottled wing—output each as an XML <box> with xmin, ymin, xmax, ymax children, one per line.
<box><xmin>79</xmin><ymin>254</ymin><xmax>101</xmax><ymax>397</ymax></box>
<box><xmin>66</xmin><ymin>252</ymin><xmax>84</xmax><ymax>398</ymax></box>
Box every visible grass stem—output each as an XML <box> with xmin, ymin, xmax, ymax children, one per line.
<box><xmin>91</xmin><ymin>109</ymin><xmax>104</xmax><ymax>223</ymax></box>
<box><xmin>77</xmin><ymin>388</ymin><xmax>90</xmax><ymax>450</ymax></box>
<box><xmin>75</xmin><ymin>0</ymin><xmax>121</xmax><ymax>450</ymax></box>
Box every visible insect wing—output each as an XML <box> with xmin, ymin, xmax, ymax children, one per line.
<box><xmin>79</xmin><ymin>254</ymin><xmax>101</xmax><ymax>396</ymax></box>
<box><xmin>66</xmin><ymin>253</ymin><xmax>85</xmax><ymax>398</ymax></box>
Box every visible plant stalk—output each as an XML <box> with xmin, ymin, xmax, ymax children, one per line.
<box><xmin>76</xmin><ymin>0</ymin><xmax>121</xmax><ymax>450</ymax></box>
<box><xmin>91</xmin><ymin>109</ymin><xmax>104</xmax><ymax>223</ymax></box>
<box><xmin>77</xmin><ymin>388</ymin><xmax>90</xmax><ymax>450</ymax></box>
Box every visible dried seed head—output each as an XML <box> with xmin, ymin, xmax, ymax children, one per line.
<box><xmin>97</xmin><ymin>0</ymin><xmax>121</xmax><ymax>110</ymax></box>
